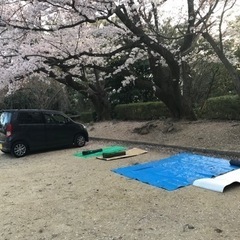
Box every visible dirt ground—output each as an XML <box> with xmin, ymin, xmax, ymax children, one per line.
<box><xmin>1</xmin><ymin>120</ymin><xmax>240</xmax><ymax>240</ymax></box>
<box><xmin>88</xmin><ymin>119</ymin><xmax>240</xmax><ymax>153</ymax></box>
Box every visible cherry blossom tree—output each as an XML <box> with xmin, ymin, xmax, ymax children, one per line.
<box><xmin>0</xmin><ymin>0</ymin><xmax>118</xmax><ymax>119</ymax></box>
<box><xmin>0</xmin><ymin>0</ymin><xmax>239</xmax><ymax>120</ymax></box>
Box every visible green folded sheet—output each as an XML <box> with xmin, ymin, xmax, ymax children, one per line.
<box><xmin>74</xmin><ymin>145</ymin><xmax>126</xmax><ymax>158</ymax></box>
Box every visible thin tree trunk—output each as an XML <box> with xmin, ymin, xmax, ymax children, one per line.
<box><xmin>181</xmin><ymin>61</ymin><xmax>197</xmax><ymax>120</ymax></box>
<box><xmin>202</xmin><ymin>32</ymin><xmax>240</xmax><ymax>95</ymax></box>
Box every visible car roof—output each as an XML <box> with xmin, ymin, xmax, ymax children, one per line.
<box><xmin>0</xmin><ymin>109</ymin><xmax>63</xmax><ymax>114</ymax></box>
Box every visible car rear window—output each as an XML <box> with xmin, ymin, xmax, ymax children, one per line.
<box><xmin>0</xmin><ymin>112</ymin><xmax>12</xmax><ymax>128</ymax></box>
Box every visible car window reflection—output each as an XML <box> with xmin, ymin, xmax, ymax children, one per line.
<box><xmin>44</xmin><ymin>113</ymin><xmax>68</xmax><ymax>124</ymax></box>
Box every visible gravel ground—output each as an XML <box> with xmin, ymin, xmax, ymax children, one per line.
<box><xmin>1</xmin><ymin>120</ymin><xmax>240</xmax><ymax>240</ymax></box>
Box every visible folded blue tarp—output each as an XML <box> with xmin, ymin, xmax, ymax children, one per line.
<box><xmin>112</xmin><ymin>153</ymin><xmax>238</xmax><ymax>191</ymax></box>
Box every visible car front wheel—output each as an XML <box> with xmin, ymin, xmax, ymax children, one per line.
<box><xmin>11</xmin><ymin>141</ymin><xmax>28</xmax><ymax>158</ymax></box>
<box><xmin>74</xmin><ymin>134</ymin><xmax>86</xmax><ymax>147</ymax></box>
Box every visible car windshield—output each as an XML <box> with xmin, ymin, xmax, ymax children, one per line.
<box><xmin>0</xmin><ymin>112</ymin><xmax>12</xmax><ymax>128</ymax></box>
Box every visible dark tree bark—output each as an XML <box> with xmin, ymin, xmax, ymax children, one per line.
<box><xmin>48</xmin><ymin>72</ymin><xmax>112</xmax><ymax>121</ymax></box>
<box><xmin>181</xmin><ymin>61</ymin><xmax>197</xmax><ymax>120</ymax></box>
<box><xmin>114</xmin><ymin>3</ymin><xmax>197</xmax><ymax>120</ymax></box>
<box><xmin>89</xmin><ymin>93</ymin><xmax>111</xmax><ymax>121</ymax></box>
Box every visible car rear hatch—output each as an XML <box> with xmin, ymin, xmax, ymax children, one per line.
<box><xmin>0</xmin><ymin>111</ymin><xmax>12</xmax><ymax>142</ymax></box>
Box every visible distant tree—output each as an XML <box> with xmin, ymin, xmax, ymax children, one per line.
<box><xmin>3</xmin><ymin>77</ymin><xmax>71</xmax><ymax>111</ymax></box>
<box><xmin>199</xmin><ymin>0</ymin><xmax>240</xmax><ymax>95</ymax></box>
<box><xmin>65</xmin><ymin>87</ymin><xmax>94</xmax><ymax>115</ymax></box>
<box><xmin>192</xmin><ymin>61</ymin><xmax>235</xmax><ymax>107</ymax></box>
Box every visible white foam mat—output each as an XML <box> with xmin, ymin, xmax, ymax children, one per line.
<box><xmin>193</xmin><ymin>169</ymin><xmax>240</xmax><ymax>192</ymax></box>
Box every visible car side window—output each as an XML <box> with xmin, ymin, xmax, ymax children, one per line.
<box><xmin>44</xmin><ymin>113</ymin><xmax>69</xmax><ymax>124</ymax></box>
<box><xmin>18</xmin><ymin>112</ymin><xmax>43</xmax><ymax>124</ymax></box>
<box><xmin>44</xmin><ymin>114</ymin><xmax>55</xmax><ymax>124</ymax></box>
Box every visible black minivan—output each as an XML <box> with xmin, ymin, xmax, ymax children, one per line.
<box><xmin>0</xmin><ymin>109</ymin><xmax>89</xmax><ymax>157</ymax></box>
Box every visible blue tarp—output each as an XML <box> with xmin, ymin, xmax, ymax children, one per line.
<box><xmin>112</xmin><ymin>153</ymin><xmax>238</xmax><ymax>191</ymax></box>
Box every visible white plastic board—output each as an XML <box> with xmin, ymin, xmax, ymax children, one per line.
<box><xmin>193</xmin><ymin>169</ymin><xmax>240</xmax><ymax>192</ymax></box>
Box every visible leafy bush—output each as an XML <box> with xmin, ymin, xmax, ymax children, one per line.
<box><xmin>70</xmin><ymin>112</ymin><xmax>95</xmax><ymax>123</ymax></box>
<box><xmin>200</xmin><ymin>95</ymin><xmax>240</xmax><ymax>120</ymax></box>
<box><xmin>114</xmin><ymin>102</ymin><xmax>170</xmax><ymax>120</ymax></box>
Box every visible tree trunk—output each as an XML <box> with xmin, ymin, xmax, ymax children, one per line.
<box><xmin>135</xmin><ymin>76</ymin><xmax>196</xmax><ymax>120</ymax></box>
<box><xmin>115</xmin><ymin>5</ymin><xmax>197</xmax><ymax>120</ymax></box>
<box><xmin>89</xmin><ymin>93</ymin><xmax>112</xmax><ymax>121</ymax></box>
<box><xmin>181</xmin><ymin>61</ymin><xmax>197</xmax><ymax>120</ymax></box>
<box><xmin>52</xmin><ymin>74</ymin><xmax>112</xmax><ymax>121</ymax></box>
<box><xmin>150</xmin><ymin>58</ymin><xmax>196</xmax><ymax>120</ymax></box>
<box><xmin>156</xmin><ymin>87</ymin><xmax>196</xmax><ymax>120</ymax></box>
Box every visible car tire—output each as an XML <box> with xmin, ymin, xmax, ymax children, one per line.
<box><xmin>74</xmin><ymin>134</ymin><xmax>86</xmax><ymax>147</ymax></box>
<box><xmin>11</xmin><ymin>141</ymin><xmax>28</xmax><ymax>158</ymax></box>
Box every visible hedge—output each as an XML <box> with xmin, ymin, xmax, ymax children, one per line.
<box><xmin>200</xmin><ymin>95</ymin><xmax>240</xmax><ymax>120</ymax></box>
<box><xmin>114</xmin><ymin>102</ymin><xmax>170</xmax><ymax>120</ymax></box>
<box><xmin>70</xmin><ymin>96</ymin><xmax>240</xmax><ymax>122</ymax></box>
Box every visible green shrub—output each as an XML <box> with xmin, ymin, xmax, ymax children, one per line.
<box><xmin>114</xmin><ymin>102</ymin><xmax>170</xmax><ymax>120</ymax></box>
<box><xmin>200</xmin><ymin>95</ymin><xmax>240</xmax><ymax>120</ymax></box>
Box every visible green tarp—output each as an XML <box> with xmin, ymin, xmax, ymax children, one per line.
<box><xmin>74</xmin><ymin>145</ymin><xmax>126</xmax><ymax>158</ymax></box>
